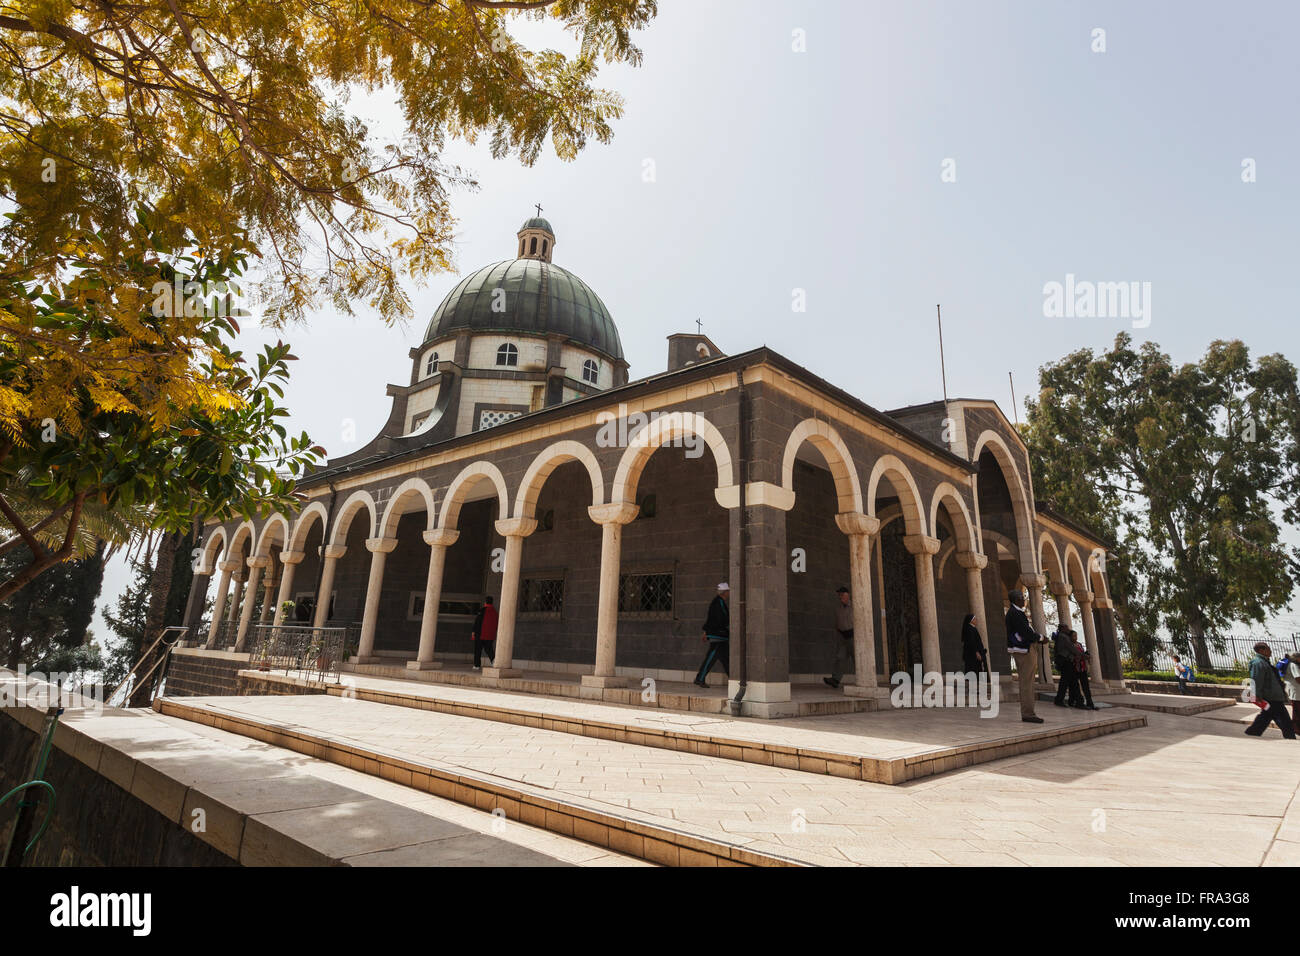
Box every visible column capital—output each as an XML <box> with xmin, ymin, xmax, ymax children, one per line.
<box><xmin>902</xmin><ymin>534</ymin><xmax>940</xmax><ymax>556</ymax></box>
<box><xmin>217</xmin><ymin>559</ymin><xmax>241</xmax><ymax>574</ymax></box>
<box><xmin>495</xmin><ymin>517</ymin><xmax>538</xmax><ymax>538</ymax></box>
<box><xmin>834</xmin><ymin>511</ymin><xmax>880</xmax><ymax>537</ymax></box>
<box><xmin>246</xmin><ymin>555</ymin><xmax>270</xmax><ymax>569</ymax></box>
<box><xmin>588</xmin><ymin>501</ymin><xmax>640</xmax><ymax>526</ymax></box>
<box><xmin>366</xmin><ymin>536</ymin><xmax>399</xmax><ymax>554</ymax></box>
<box><xmin>423</xmin><ymin>528</ymin><xmax>461</xmax><ymax>548</ymax></box>
<box><xmin>1075</xmin><ymin>589</ymin><xmax>1095</xmax><ymax>605</ymax></box>
<box><xmin>279</xmin><ymin>550</ymin><xmax>306</xmax><ymax>565</ymax></box>
<box><xmin>323</xmin><ymin>544</ymin><xmax>348</xmax><ymax>560</ymax></box>
<box><xmin>955</xmin><ymin>550</ymin><xmax>988</xmax><ymax>570</ymax></box>
<box><xmin>1050</xmin><ymin>582</ymin><xmax>1073</xmax><ymax>599</ymax></box>
<box><xmin>1021</xmin><ymin>572</ymin><xmax>1047</xmax><ymax>590</ymax></box>
<box><xmin>1093</xmin><ymin>596</ymin><xmax>1113</xmax><ymax>609</ymax></box>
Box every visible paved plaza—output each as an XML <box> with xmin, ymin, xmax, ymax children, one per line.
<box><xmin>157</xmin><ymin>685</ymin><xmax>1300</xmax><ymax>866</ymax></box>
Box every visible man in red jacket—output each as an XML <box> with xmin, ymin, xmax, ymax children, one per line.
<box><xmin>472</xmin><ymin>596</ymin><xmax>498</xmax><ymax>669</ymax></box>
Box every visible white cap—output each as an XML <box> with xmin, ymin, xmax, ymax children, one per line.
<box><xmin>717</xmin><ymin>582</ymin><xmax>730</xmax><ymax>591</ymax></box>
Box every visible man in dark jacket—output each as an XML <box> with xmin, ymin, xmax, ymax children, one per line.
<box><xmin>472</xmin><ymin>596</ymin><xmax>498</xmax><ymax>669</ymax></box>
<box><xmin>1246</xmin><ymin>643</ymin><xmax>1296</xmax><ymax>739</ymax></box>
<box><xmin>1053</xmin><ymin>627</ymin><xmax>1082</xmax><ymax>708</ymax></box>
<box><xmin>694</xmin><ymin>583</ymin><xmax>730</xmax><ymax>688</ymax></box>
<box><xmin>824</xmin><ymin>586</ymin><xmax>854</xmax><ymax>689</ymax></box>
<box><xmin>1006</xmin><ymin>589</ymin><xmax>1049</xmax><ymax>723</ymax></box>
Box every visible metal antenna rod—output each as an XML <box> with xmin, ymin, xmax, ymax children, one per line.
<box><xmin>1009</xmin><ymin>371</ymin><xmax>1021</xmax><ymax>426</ymax></box>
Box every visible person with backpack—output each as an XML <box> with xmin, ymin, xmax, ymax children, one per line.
<box><xmin>471</xmin><ymin>595</ymin><xmax>498</xmax><ymax>669</ymax></box>
<box><xmin>1245</xmin><ymin>643</ymin><xmax>1297</xmax><ymax>739</ymax></box>
<box><xmin>1172</xmin><ymin>655</ymin><xmax>1193</xmax><ymax>694</ymax></box>
<box><xmin>1073</xmin><ymin>630</ymin><xmax>1097</xmax><ymax>710</ymax></box>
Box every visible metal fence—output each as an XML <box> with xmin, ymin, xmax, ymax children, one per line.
<box><xmin>1122</xmin><ymin>634</ymin><xmax>1300</xmax><ymax>671</ymax></box>
<box><xmin>245</xmin><ymin>624</ymin><xmax>353</xmax><ymax>684</ymax></box>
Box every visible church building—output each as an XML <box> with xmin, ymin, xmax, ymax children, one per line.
<box><xmin>182</xmin><ymin>215</ymin><xmax>1121</xmax><ymax>718</ymax></box>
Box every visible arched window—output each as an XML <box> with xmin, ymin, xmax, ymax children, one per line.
<box><xmin>529</xmin><ymin>237</ymin><xmax>537</xmax><ymax>255</ymax></box>
<box><xmin>582</xmin><ymin>359</ymin><xmax>599</xmax><ymax>384</ymax></box>
<box><xmin>519</xmin><ymin>240</ymin><xmax>525</xmax><ymax>257</ymax></box>
<box><xmin>542</xmin><ymin>239</ymin><xmax>548</xmax><ymax>257</ymax></box>
<box><xmin>496</xmin><ymin>343</ymin><xmax>518</xmax><ymax>367</ymax></box>
<box><xmin>423</xmin><ymin>351</ymin><xmax>439</xmax><ymax>377</ymax></box>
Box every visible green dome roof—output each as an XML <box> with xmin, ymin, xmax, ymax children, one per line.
<box><xmin>519</xmin><ymin>217</ymin><xmax>554</xmax><ymax>233</ymax></box>
<box><xmin>422</xmin><ymin>258</ymin><xmax>623</xmax><ymax>362</ymax></box>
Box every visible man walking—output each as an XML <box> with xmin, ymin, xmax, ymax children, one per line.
<box><xmin>694</xmin><ymin>583</ymin><xmax>730</xmax><ymax>688</ymax></box>
<box><xmin>471</xmin><ymin>595</ymin><xmax>498</xmax><ymax>669</ymax></box>
<box><xmin>1053</xmin><ymin>626</ymin><xmax>1081</xmax><ymax>708</ymax></box>
<box><xmin>1006</xmin><ymin>589</ymin><xmax>1049</xmax><ymax>723</ymax></box>
<box><xmin>1246</xmin><ymin>642</ymin><xmax>1297</xmax><ymax>739</ymax></box>
<box><xmin>824</xmin><ymin>586</ymin><xmax>854</xmax><ymax>689</ymax></box>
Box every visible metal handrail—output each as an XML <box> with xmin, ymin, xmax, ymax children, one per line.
<box><xmin>106</xmin><ymin>626</ymin><xmax>189</xmax><ymax>708</ymax></box>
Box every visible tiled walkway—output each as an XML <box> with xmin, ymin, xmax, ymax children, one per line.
<box><xmin>164</xmin><ymin>691</ymin><xmax>1300</xmax><ymax>866</ymax></box>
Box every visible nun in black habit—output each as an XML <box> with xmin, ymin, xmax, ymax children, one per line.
<box><xmin>961</xmin><ymin>613</ymin><xmax>989</xmax><ymax>677</ymax></box>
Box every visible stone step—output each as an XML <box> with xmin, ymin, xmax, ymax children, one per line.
<box><xmin>154</xmin><ymin>696</ymin><xmax>806</xmax><ymax>867</ymax></box>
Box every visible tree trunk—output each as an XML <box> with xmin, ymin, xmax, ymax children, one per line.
<box><xmin>1189</xmin><ymin>617</ymin><xmax>1211</xmax><ymax>671</ymax></box>
<box><xmin>127</xmin><ymin>531</ymin><xmax>180</xmax><ymax>707</ymax></box>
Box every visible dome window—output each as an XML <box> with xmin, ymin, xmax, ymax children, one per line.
<box><xmin>496</xmin><ymin>343</ymin><xmax>519</xmax><ymax>367</ymax></box>
<box><xmin>423</xmin><ymin>351</ymin><xmax>439</xmax><ymax>377</ymax></box>
<box><xmin>582</xmin><ymin>359</ymin><xmax>599</xmax><ymax>385</ymax></box>
<box><xmin>529</xmin><ymin>237</ymin><xmax>537</xmax><ymax>256</ymax></box>
<box><xmin>542</xmin><ymin>239</ymin><xmax>548</xmax><ymax>257</ymax></box>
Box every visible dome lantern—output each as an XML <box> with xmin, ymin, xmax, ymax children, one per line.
<box><xmin>517</xmin><ymin>205</ymin><xmax>555</xmax><ymax>262</ymax></box>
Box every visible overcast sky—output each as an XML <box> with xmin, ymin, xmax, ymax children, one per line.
<box><xmin>93</xmin><ymin>0</ymin><xmax>1300</xmax><ymax>642</ymax></box>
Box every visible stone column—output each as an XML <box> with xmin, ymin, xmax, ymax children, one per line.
<box><xmin>1052</xmin><ymin>582</ymin><xmax>1073</xmax><ymax>633</ymax></box>
<box><xmin>1023</xmin><ymin>572</ymin><xmax>1050</xmax><ymax>681</ymax></box>
<box><xmin>956</xmin><ymin>550</ymin><xmax>990</xmax><ymax>666</ymax></box>
<box><xmin>1075</xmin><ymin>588</ymin><xmax>1100</xmax><ymax>683</ymax></box>
<box><xmin>235</xmin><ymin>556</ymin><xmax>269</xmax><ymax>652</ymax></box>
<box><xmin>356</xmin><ymin>536</ymin><xmax>398</xmax><ymax>664</ymax></box>
<box><xmin>313</xmin><ymin>544</ymin><xmax>346</xmax><ymax>628</ymax></box>
<box><xmin>1093</xmin><ymin>596</ymin><xmax>1121</xmax><ymax>681</ymax></box>
<box><xmin>835</xmin><ymin>512</ymin><xmax>880</xmax><ymax>697</ymax></box>
<box><xmin>205</xmin><ymin>561</ymin><xmax>237</xmax><ymax>649</ymax></box>
<box><xmin>583</xmin><ymin>502</ymin><xmax>640</xmax><ymax>689</ymax></box>
<box><xmin>484</xmin><ymin>517</ymin><xmax>537</xmax><ymax>679</ymax></box>
<box><xmin>227</xmin><ymin>574</ymin><xmax>245</xmax><ymax>623</ymax></box>
<box><xmin>904</xmin><ymin>534</ymin><xmax>942</xmax><ymax>675</ymax></box>
<box><xmin>409</xmin><ymin>529</ymin><xmax>459</xmax><ymax>670</ymax></box>
<box><xmin>275</xmin><ymin>551</ymin><xmax>305</xmax><ymax>624</ymax></box>
<box><xmin>258</xmin><ymin>561</ymin><xmax>278</xmax><ymax>623</ymax></box>
<box><xmin>726</xmin><ymin>500</ymin><xmax>792</xmax><ymax>717</ymax></box>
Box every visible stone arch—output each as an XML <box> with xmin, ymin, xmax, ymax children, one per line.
<box><xmin>971</xmin><ymin>431</ymin><xmax>1037</xmax><ymax>571</ymax></box>
<box><xmin>379</xmin><ymin>477</ymin><xmax>437</xmax><ymax>538</ymax></box>
<box><xmin>438</xmin><ymin>461</ymin><xmax>510</xmax><ymax>530</ymax></box>
<box><xmin>928</xmin><ymin>481</ymin><xmax>977</xmax><ymax>554</ymax></box>
<box><xmin>255</xmin><ymin>513</ymin><xmax>291</xmax><ymax>557</ymax></box>
<box><xmin>610</xmin><ymin>411</ymin><xmax>734</xmax><ymax>505</ymax></box>
<box><xmin>865</xmin><ymin>455</ymin><xmax>927</xmax><ymax>535</ymax></box>
<box><xmin>290</xmin><ymin>502</ymin><xmax>330</xmax><ymax>552</ymax></box>
<box><xmin>1038</xmin><ymin>531</ymin><xmax>1065</xmax><ymax>585</ymax></box>
<box><xmin>1088</xmin><ymin>549</ymin><xmax>1112</xmax><ymax>602</ymax></box>
<box><xmin>328</xmin><ymin>490</ymin><xmax>378</xmax><ymax>546</ymax></box>
<box><xmin>198</xmin><ymin>526</ymin><xmax>228</xmax><ymax>574</ymax></box>
<box><xmin>1064</xmin><ymin>545</ymin><xmax>1090</xmax><ymax>591</ymax></box>
<box><xmin>515</xmin><ymin>440</ymin><xmax>605</xmax><ymax>518</ymax></box>
<box><xmin>779</xmin><ymin>418</ymin><xmax>863</xmax><ymax>514</ymax></box>
<box><xmin>228</xmin><ymin>521</ymin><xmax>256</xmax><ymax>559</ymax></box>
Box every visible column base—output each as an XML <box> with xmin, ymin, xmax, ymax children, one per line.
<box><xmin>354</xmin><ymin>656</ymin><xmax>381</xmax><ymax>665</ymax></box>
<box><xmin>842</xmin><ymin>683</ymin><xmax>892</xmax><ymax>700</ymax></box>
<box><xmin>406</xmin><ymin>660</ymin><xmax>442</xmax><ymax>671</ymax></box>
<box><xmin>580</xmin><ymin>674</ymin><xmax>629</xmax><ymax>689</ymax></box>
<box><xmin>481</xmin><ymin>666</ymin><xmax>521</xmax><ymax>679</ymax></box>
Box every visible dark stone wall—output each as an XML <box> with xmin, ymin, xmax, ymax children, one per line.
<box><xmin>0</xmin><ymin>710</ymin><xmax>237</xmax><ymax>866</ymax></box>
